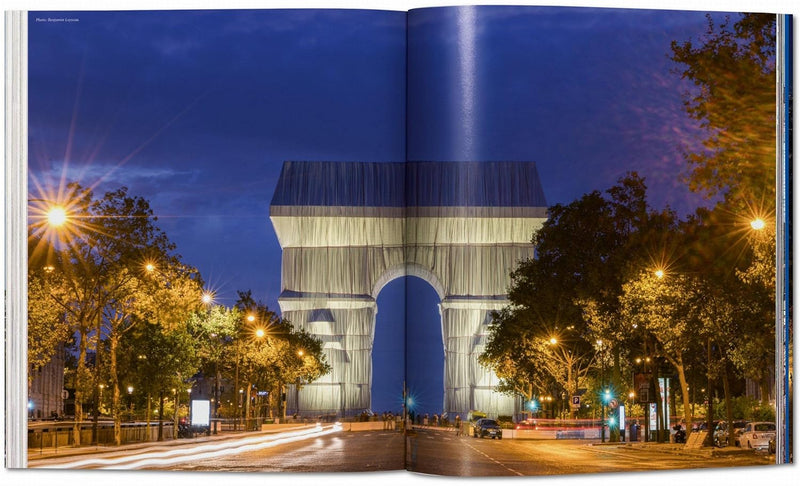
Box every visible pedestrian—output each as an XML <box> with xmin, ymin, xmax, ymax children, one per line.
<box><xmin>455</xmin><ymin>414</ymin><xmax>462</xmax><ymax>436</ymax></box>
<box><xmin>423</xmin><ymin>413</ymin><xmax>429</xmax><ymax>427</ymax></box>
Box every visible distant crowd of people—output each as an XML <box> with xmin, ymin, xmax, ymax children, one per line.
<box><xmin>380</xmin><ymin>412</ymin><xmax>397</xmax><ymax>430</ymax></box>
<box><xmin>407</xmin><ymin>411</ymin><xmax>463</xmax><ymax>434</ymax></box>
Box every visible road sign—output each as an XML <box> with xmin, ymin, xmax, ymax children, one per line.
<box><xmin>570</xmin><ymin>395</ymin><xmax>581</xmax><ymax>409</ymax></box>
<box><xmin>609</xmin><ymin>398</ymin><xmax>619</xmax><ymax>409</ymax></box>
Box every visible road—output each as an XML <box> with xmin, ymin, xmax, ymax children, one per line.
<box><xmin>29</xmin><ymin>424</ymin><xmax>771</xmax><ymax>476</ymax></box>
<box><xmin>30</xmin><ymin>424</ymin><xmax>404</xmax><ymax>472</ymax></box>
<box><xmin>406</xmin><ymin>427</ymin><xmax>772</xmax><ymax>476</ymax></box>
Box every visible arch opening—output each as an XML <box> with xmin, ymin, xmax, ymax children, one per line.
<box><xmin>372</xmin><ymin>275</ymin><xmax>444</xmax><ymax>416</ymax></box>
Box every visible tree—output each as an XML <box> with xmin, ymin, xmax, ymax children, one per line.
<box><xmin>27</xmin><ymin>238</ymin><xmax>71</xmax><ymax>379</ymax></box>
<box><xmin>672</xmin><ymin>12</ymin><xmax>778</xmax><ymax>411</ymax></box>
<box><xmin>31</xmin><ymin>183</ymin><xmax>100</xmax><ymax>445</ymax></box>
<box><xmin>482</xmin><ymin>174</ymin><xmax>673</xmax><ymax>419</ymax></box>
<box><xmin>234</xmin><ymin>291</ymin><xmax>329</xmax><ymax>420</ymax></box>
<box><xmin>479</xmin><ymin>307</ymin><xmax>556</xmax><ymax>408</ymax></box>
<box><xmin>671</xmin><ymin>13</ymin><xmax>776</xmax><ymax>206</ymax></box>
<box><xmin>619</xmin><ymin>271</ymin><xmax>704</xmax><ymax>431</ymax></box>
<box><xmin>188</xmin><ymin>305</ymin><xmax>242</xmax><ymax>430</ymax></box>
<box><xmin>31</xmin><ymin>183</ymin><xmax>196</xmax><ymax>445</ymax></box>
<box><xmin>102</xmin><ymin>260</ymin><xmax>203</xmax><ymax>445</ymax></box>
<box><xmin>119</xmin><ymin>320</ymin><xmax>199</xmax><ymax>441</ymax></box>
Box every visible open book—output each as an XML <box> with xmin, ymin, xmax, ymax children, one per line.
<box><xmin>5</xmin><ymin>3</ymin><xmax>792</xmax><ymax>479</ymax></box>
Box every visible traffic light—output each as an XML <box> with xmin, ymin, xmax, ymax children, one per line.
<box><xmin>602</xmin><ymin>389</ymin><xmax>612</xmax><ymax>404</ymax></box>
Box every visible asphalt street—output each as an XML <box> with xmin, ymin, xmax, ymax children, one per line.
<box><xmin>406</xmin><ymin>427</ymin><xmax>773</xmax><ymax>476</ymax></box>
<box><xmin>28</xmin><ymin>425</ymin><xmax>772</xmax><ymax>476</ymax></box>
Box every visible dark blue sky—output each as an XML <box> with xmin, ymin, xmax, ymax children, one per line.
<box><xmin>28</xmin><ymin>7</ymin><xmax>725</xmax><ymax>413</ymax></box>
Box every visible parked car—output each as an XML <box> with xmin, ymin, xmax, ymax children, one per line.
<box><xmin>473</xmin><ymin>418</ymin><xmax>503</xmax><ymax>439</ymax></box>
<box><xmin>693</xmin><ymin>420</ymin><xmax>720</xmax><ymax>432</ymax></box>
<box><xmin>714</xmin><ymin>420</ymin><xmax>748</xmax><ymax>447</ymax></box>
<box><xmin>738</xmin><ymin>422</ymin><xmax>776</xmax><ymax>451</ymax></box>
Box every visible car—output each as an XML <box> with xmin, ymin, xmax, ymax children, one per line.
<box><xmin>515</xmin><ymin>419</ymin><xmax>538</xmax><ymax>430</ymax></box>
<box><xmin>714</xmin><ymin>420</ymin><xmax>748</xmax><ymax>447</ymax></box>
<box><xmin>473</xmin><ymin>418</ymin><xmax>503</xmax><ymax>439</ymax></box>
<box><xmin>738</xmin><ymin>422</ymin><xmax>776</xmax><ymax>451</ymax></box>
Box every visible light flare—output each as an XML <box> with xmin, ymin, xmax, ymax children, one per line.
<box><xmin>41</xmin><ymin>424</ymin><xmax>338</xmax><ymax>470</ymax></box>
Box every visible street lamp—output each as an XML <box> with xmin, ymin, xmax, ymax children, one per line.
<box><xmin>654</xmin><ymin>269</ymin><xmax>665</xmax><ymax>279</ymax></box>
<box><xmin>750</xmin><ymin>218</ymin><xmax>766</xmax><ymax>231</ymax></box>
<box><xmin>47</xmin><ymin>206</ymin><xmax>69</xmax><ymax>227</ymax></box>
<box><xmin>127</xmin><ymin>386</ymin><xmax>134</xmax><ymax>422</ymax></box>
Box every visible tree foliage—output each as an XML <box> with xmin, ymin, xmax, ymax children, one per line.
<box><xmin>482</xmin><ymin>174</ymin><xmax>673</xmax><ymax>409</ymax></box>
<box><xmin>27</xmin><ymin>237</ymin><xmax>71</xmax><ymax>377</ymax></box>
<box><xmin>233</xmin><ymin>291</ymin><xmax>329</xmax><ymax>417</ymax></box>
<box><xmin>671</xmin><ymin>13</ymin><xmax>776</xmax><ymax>206</ymax></box>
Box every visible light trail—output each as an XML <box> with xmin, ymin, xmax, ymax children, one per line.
<box><xmin>41</xmin><ymin>424</ymin><xmax>342</xmax><ymax>470</ymax></box>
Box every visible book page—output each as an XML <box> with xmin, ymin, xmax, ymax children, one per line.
<box><xmin>22</xmin><ymin>8</ymin><xmax>409</xmax><ymax>472</ymax></box>
<box><xmin>404</xmin><ymin>5</ymin><xmax>787</xmax><ymax>476</ymax></box>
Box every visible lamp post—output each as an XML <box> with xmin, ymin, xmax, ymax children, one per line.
<box><xmin>596</xmin><ymin>339</ymin><xmax>607</xmax><ymax>443</ymax></box>
<box><xmin>127</xmin><ymin>386</ymin><xmax>134</xmax><ymax>422</ymax></box>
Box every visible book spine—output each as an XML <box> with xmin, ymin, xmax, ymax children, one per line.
<box><xmin>5</xmin><ymin>9</ymin><xmax>29</xmax><ymax>469</ymax></box>
<box><xmin>774</xmin><ymin>12</ymin><xmax>792</xmax><ymax>467</ymax></box>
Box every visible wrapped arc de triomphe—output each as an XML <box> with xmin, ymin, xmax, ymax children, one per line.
<box><xmin>269</xmin><ymin>161</ymin><xmax>547</xmax><ymax>419</ymax></box>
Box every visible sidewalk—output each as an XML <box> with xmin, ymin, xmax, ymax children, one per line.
<box><xmin>27</xmin><ymin>425</ymin><xmax>311</xmax><ymax>463</ymax></box>
<box><xmin>590</xmin><ymin>440</ymin><xmax>770</xmax><ymax>459</ymax></box>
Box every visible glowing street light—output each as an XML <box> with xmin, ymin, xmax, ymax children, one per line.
<box><xmin>750</xmin><ymin>218</ymin><xmax>766</xmax><ymax>231</ymax></box>
<box><xmin>201</xmin><ymin>292</ymin><xmax>214</xmax><ymax>305</ymax></box>
<box><xmin>548</xmin><ymin>337</ymin><xmax>558</xmax><ymax>345</ymax></box>
<box><xmin>654</xmin><ymin>269</ymin><xmax>665</xmax><ymax>279</ymax></box>
<box><xmin>145</xmin><ymin>262</ymin><xmax>156</xmax><ymax>273</ymax></box>
<box><xmin>247</xmin><ymin>314</ymin><xmax>256</xmax><ymax>323</ymax></box>
<box><xmin>47</xmin><ymin>206</ymin><xmax>68</xmax><ymax>227</ymax></box>
<box><xmin>255</xmin><ymin>328</ymin><xmax>265</xmax><ymax>339</ymax></box>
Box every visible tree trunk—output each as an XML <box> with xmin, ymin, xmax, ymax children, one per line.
<box><xmin>158</xmin><ymin>392</ymin><xmax>165</xmax><ymax>441</ymax></box>
<box><xmin>173</xmin><ymin>389</ymin><xmax>179</xmax><ymax>440</ymax></box>
<box><xmin>759</xmin><ymin>379</ymin><xmax>771</xmax><ymax>406</ymax></box>
<box><xmin>722</xmin><ymin>363</ymin><xmax>734</xmax><ymax>447</ymax></box>
<box><xmin>91</xmin><ymin>317</ymin><xmax>103</xmax><ymax>445</ymax></box>
<box><xmin>109</xmin><ymin>335</ymin><xmax>122</xmax><ymax>446</ymax></box>
<box><xmin>233</xmin><ymin>347</ymin><xmax>240</xmax><ymax>430</ymax></box>
<box><xmin>245</xmin><ymin>382</ymin><xmax>251</xmax><ymax>429</ymax></box>
<box><xmin>146</xmin><ymin>393</ymin><xmax>152</xmax><ymax>441</ymax></box>
<box><xmin>674</xmin><ymin>359</ymin><xmax>692</xmax><ymax>436</ymax></box>
<box><xmin>73</xmin><ymin>328</ymin><xmax>88</xmax><ymax>447</ymax></box>
<box><xmin>214</xmin><ymin>362</ymin><xmax>220</xmax><ymax>434</ymax></box>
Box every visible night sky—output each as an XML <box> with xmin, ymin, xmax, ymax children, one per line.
<box><xmin>28</xmin><ymin>7</ymin><xmax>727</xmax><ymax>413</ymax></box>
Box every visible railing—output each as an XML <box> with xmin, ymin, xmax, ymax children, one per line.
<box><xmin>28</xmin><ymin>421</ymin><xmax>175</xmax><ymax>452</ymax></box>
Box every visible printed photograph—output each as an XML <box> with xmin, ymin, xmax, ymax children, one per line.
<box><xmin>23</xmin><ymin>4</ymin><xmax>786</xmax><ymax>477</ymax></box>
